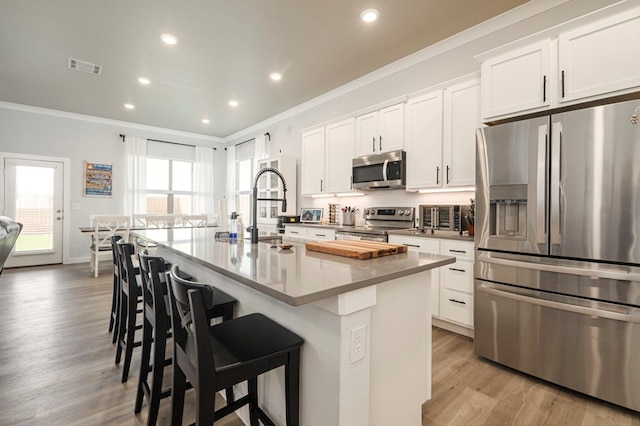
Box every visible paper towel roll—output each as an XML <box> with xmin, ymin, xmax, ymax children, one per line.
<box><xmin>219</xmin><ymin>199</ymin><xmax>229</xmax><ymax>232</ymax></box>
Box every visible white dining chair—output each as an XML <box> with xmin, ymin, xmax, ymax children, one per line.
<box><xmin>176</xmin><ymin>214</ymin><xmax>208</xmax><ymax>228</ymax></box>
<box><xmin>89</xmin><ymin>215</ymin><xmax>130</xmax><ymax>278</ymax></box>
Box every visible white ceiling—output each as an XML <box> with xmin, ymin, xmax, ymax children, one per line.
<box><xmin>0</xmin><ymin>0</ymin><xmax>529</xmax><ymax>139</ymax></box>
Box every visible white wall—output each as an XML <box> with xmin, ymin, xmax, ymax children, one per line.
<box><xmin>0</xmin><ymin>105</ymin><xmax>226</xmax><ymax>262</ymax></box>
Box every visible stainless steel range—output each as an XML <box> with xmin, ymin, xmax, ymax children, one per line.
<box><xmin>335</xmin><ymin>207</ymin><xmax>414</xmax><ymax>242</ymax></box>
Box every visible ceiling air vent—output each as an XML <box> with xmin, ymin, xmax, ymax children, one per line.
<box><xmin>68</xmin><ymin>58</ymin><xmax>102</xmax><ymax>76</ymax></box>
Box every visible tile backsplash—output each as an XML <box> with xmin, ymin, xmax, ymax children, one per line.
<box><xmin>303</xmin><ymin>190</ymin><xmax>475</xmax><ymax>225</ymax></box>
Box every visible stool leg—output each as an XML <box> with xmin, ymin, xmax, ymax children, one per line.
<box><xmin>108</xmin><ymin>272</ymin><xmax>117</xmax><ymax>333</ymax></box>
<box><xmin>285</xmin><ymin>348</ymin><xmax>301</xmax><ymax>426</ymax></box>
<box><xmin>147</xmin><ymin>323</ymin><xmax>167</xmax><ymax>425</ymax></box>
<box><xmin>170</xmin><ymin>362</ymin><xmax>187</xmax><ymax>426</ymax></box>
<box><xmin>134</xmin><ymin>315</ymin><xmax>153</xmax><ymax>414</ymax></box>
<box><xmin>223</xmin><ymin>304</ymin><xmax>235</xmax><ymax>404</ymax></box>
<box><xmin>115</xmin><ymin>291</ymin><xmax>127</xmax><ymax>364</ymax></box>
<box><xmin>248</xmin><ymin>377</ymin><xmax>258</xmax><ymax>426</ymax></box>
<box><xmin>121</xmin><ymin>292</ymin><xmax>137</xmax><ymax>382</ymax></box>
<box><xmin>112</xmin><ymin>282</ymin><xmax>122</xmax><ymax>344</ymax></box>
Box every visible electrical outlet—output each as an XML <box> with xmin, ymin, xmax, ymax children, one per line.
<box><xmin>350</xmin><ymin>325</ymin><xmax>366</xmax><ymax>363</ymax></box>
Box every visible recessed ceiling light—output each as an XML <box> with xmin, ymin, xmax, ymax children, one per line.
<box><xmin>360</xmin><ymin>9</ymin><xmax>379</xmax><ymax>23</ymax></box>
<box><xmin>124</xmin><ymin>103</ymin><xmax>135</xmax><ymax>110</ymax></box>
<box><xmin>138</xmin><ymin>77</ymin><xmax>150</xmax><ymax>85</ymax></box>
<box><xmin>269</xmin><ymin>72</ymin><xmax>283</xmax><ymax>81</ymax></box>
<box><xmin>161</xmin><ymin>33</ymin><xmax>178</xmax><ymax>45</ymax></box>
<box><xmin>202</xmin><ymin>118</ymin><xmax>210</xmax><ymax>124</ymax></box>
<box><xmin>228</xmin><ymin>100</ymin><xmax>239</xmax><ymax>107</ymax></box>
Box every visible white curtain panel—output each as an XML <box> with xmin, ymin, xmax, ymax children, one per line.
<box><xmin>194</xmin><ymin>146</ymin><xmax>215</xmax><ymax>216</ymax></box>
<box><xmin>254</xmin><ymin>133</ymin><xmax>267</xmax><ymax>161</ymax></box>
<box><xmin>226</xmin><ymin>144</ymin><xmax>236</xmax><ymax>212</ymax></box>
<box><xmin>123</xmin><ymin>136</ymin><xmax>147</xmax><ymax>216</ymax></box>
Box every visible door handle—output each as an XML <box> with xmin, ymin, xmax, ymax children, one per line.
<box><xmin>372</xmin><ymin>137</ymin><xmax>376</xmax><ymax>152</ymax></box>
<box><xmin>446</xmin><ymin>165</ymin><xmax>450</xmax><ymax>184</ymax></box>
<box><xmin>379</xmin><ymin>135</ymin><xmax>382</xmax><ymax>151</ymax></box>
<box><xmin>536</xmin><ymin>125</ymin><xmax>548</xmax><ymax>245</ymax></box>
<box><xmin>436</xmin><ymin>166</ymin><xmax>440</xmax><ymax>185</ymax></box>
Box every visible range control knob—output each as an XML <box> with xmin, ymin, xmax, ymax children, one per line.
<box><xmin>398</xmin><ymin>210</ymin><xmax>404</xmax><ymax>216</ymax></box>
<box><xmin>404</xmin><ymin>209</ymin><xmax>411</xmax><ymax>216</ymax></box>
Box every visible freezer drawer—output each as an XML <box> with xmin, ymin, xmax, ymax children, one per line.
<box><xmin>474</xmin><ymin>281</ymin><xmax>640</xmax><ymax>412</ymax></box>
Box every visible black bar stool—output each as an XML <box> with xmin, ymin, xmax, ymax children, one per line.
<box><xmin>135</xmin><ymin>252</ymin><xmax>237</xmax><ymax>425</ymax></box>
<box><xmin>114</xmin><ymin>241</ymin><xmax>144</xmax><ymax>382</ymax></box>
<box><xmin>167</xmin><ymin>265</ymin><xmax>303</xmax><ymax>426</ymax></box>
<box><xmin>108</xmin><ymin>234</ymin><xmax>123</xmax><ymax>335</ymax></box>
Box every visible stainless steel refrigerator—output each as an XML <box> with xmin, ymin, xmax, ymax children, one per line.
<box><xmin>475</xmin><ymin>99</ymin><xmax>640</xmax><ymax>412</ymax></box>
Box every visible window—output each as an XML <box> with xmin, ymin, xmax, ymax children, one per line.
<box><xmin>233</xmin><ymin>140</ymin><xmax>255</xmax><ymax>224</ymax></box>
<box><xmin>145</xmin><ymin>142</ymin><xmax>196</xmax><ymax>214</ymax></box>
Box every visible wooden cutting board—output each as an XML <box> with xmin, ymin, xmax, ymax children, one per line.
<box><xmin>305</xmin><ymin>240</ymin><xmax>408</xmax><ymax>260</ymax></box>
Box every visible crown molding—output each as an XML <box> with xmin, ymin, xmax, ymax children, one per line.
<box><xmin>0</xmin><ymin>100</ymin><xmax>225</xmax><ymax>144</ymax></box>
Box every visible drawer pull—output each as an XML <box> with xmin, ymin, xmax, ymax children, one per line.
<box><xmin>404</xmin><ymin>244</ymin><xmax>421</xmax><ymax>248</ymax></box>
<box><xmin>314</xmin><ymin>234</ymin><xmax>326</xmax><ymax>237</ymax></box>
<box><xmin>290</xmin><ymin>231</ymin><xmax>299</xmax><ymax>234</ymax></box>
<box><xmin>449</xmin><ymin>298</ymin><xmax>466</xmax><ymax>305</ymax></box>
<box><xmin>448</xmin><ymin>267</ymin><xmax>466</xmax><ymax>273</ymax></box>
<box><xmin>449</xmin><ymin>249</ymin><xmax>467</xmax><ymax>254</ymax></box>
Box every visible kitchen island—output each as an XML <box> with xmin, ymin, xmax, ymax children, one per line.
<box><xmin>134</xmin><ymin>227</ymin><xmax>455</xmax><ymax>426</ymax></box>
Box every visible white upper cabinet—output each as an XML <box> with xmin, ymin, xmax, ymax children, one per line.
<box><xmin>405</xmin><ymin>78</ymin><xmax>480</xmax><ymax>190</ymax></box>
<box><xmin>301</xmin><ymin>127</ymin><xmax>326</xmax><ymax>195</ymax></box>
<box><xmin>558</xmin><ymin>9</ymin><xmax>640</xmax><ymax>103</ymax></box>
<box><xmin>481</xmin><ymin>40</ymin><xmax>552</xmax><ymax>119</ymax></box>
<box><xmin>480</xmin><ymin>6</ymin><xmax>640</xmax><ymax>121</ymax></box>
<box><xmin>325</xmin><ymin>118</ymin><xmax>355</xmax><ymax>194</ymax></box>
<box><xmin>405</xmin><ymin>90</ymin><xmax>443</xmax><ymax>190</ymax></box>
<box><xmin>355</xmin><ymin>103</ymin><xmax>404</xmax><ymax>156</ymax></box>
<box><xmin>443</xmin><ymin>79</ymin><xmax>481</xmax><ymax>188</ymax></box>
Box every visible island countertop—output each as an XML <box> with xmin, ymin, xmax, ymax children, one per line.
<box><xmin>133</xmin><ymin>227</ymin><xmax>455</xmax><ymax>306</ymax></box>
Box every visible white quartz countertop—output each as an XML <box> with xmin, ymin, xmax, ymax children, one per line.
<box><xmin>134</xmin><ymin>228</ymin><xmax>455</xmax><ymax>306</ymax></box>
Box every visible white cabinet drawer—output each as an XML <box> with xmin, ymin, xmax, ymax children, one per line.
<box><xmin>440</xmin><ymin>240</ymin><xmax>474</xmax><ymax>261</ymax></box>
<box><xmin>308</xmin><ymin>229</ymin><xmax>335</xmax><ymax>241</ymax></box>
<box><xmin>441</xmin><ymin>259</ymin><xmax>473</xmax><ymax>293</ymax></box>
<box><xmin>442</xmin><ymin>289</ymin><xmax>474</xmax><ymax>327</ymax></box>
<box><xmin>284</xmin><ymin>226</ymin><xmax>307</xmax><ymax>237</ymax></box>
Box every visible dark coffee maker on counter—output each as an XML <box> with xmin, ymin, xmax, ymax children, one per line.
<box><xmin>277</xmin><ymin>215</ymin><xmax>300</xmax><ymax>233</ymax></box>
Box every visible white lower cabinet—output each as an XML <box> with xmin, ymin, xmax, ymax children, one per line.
<box><xmin>389</xmin><ymin>235</ymin><xmax>474</xmax><ymax>333</ymax></box>
<box><xmin>284</xmin><ymin>225</ymin><xmax>335</xmax><ymax>242</ymax></box>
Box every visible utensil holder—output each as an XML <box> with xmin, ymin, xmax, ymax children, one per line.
<box><xmin>342</xmin><ymin>212</ymin><xmax>356</xmax><ymax>226</ymax></box>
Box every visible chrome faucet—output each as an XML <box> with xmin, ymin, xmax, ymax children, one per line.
<box><xmin>251</xmin><ymin>167</ymin><xmax>287</xmax><ymax>244</ymax></box>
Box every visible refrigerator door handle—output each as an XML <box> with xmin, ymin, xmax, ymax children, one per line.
<box><xmin>478</xmin><ymin>283</ymin><xmax>640</xmax><ymax>323</ymax></box>
<box><xmin>550</xmin><ymin>121</ymin><xmax>562</xmax><ymax>245</ymax></box>
<box><xmin>477</xmin><ymin>252</ymin><xmax>640</xmax><ymax>281</ymax></box>
<box><xmin>536</xmin><ymin>125</ymin><xmax>548</xmax><ymax>245</ymax></box>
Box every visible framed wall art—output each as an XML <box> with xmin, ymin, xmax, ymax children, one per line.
<box><xmin>84</xmin><ymin>161</ymin><xmax>113</xmax><ymax>197</ymax></box>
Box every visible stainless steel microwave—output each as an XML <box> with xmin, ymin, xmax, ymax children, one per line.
<box><xmin>419</xmin><ymin>204</ymin><xmax>471</xmax><ymax>233</ymax></box>
<box><xmin>352</xmin><ymin>150</ymin><xmax>406</xmax><ymax>190</ymax></box>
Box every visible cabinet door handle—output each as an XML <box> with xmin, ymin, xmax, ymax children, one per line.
<box><xmin>561</xmin><ymin>70</ymin><xmax>565</xmax><ymax>98</ymax></box>
<box><xmin>448</xmin><ymin>267</ymin><xmax>466</xmax><ymax>273</ymax></box>
<box><xmin>446</xmin><ymin>165</ymin><xmax>450</xmax><ymax>184</ymax></box>
<box><xmin>372</xmin><ymin>136</ymin><xmax>376</xmax><ymax>152</ymax></box>
<box><xmin>449</xmin><ymin>249</ymin><xmax>467</xmax><ymax>254</ymax></box>
<box><xmin>542</xmin><ymin>75</ymin><xmax>546</xmax><ymax>102</ymax></box>
<box><xmin>449</xmin><ymin>298</ymin><xmax>466</xmax><ymax>305</ymax></box>
<box><xmin>350</xmin><ymin>175</ymin><xmax>353</xmax><ymax>189</ymax></box>
<box><xmin>436</xmin><ymin>166</ymin><xmax>440</xmax><ymax>185</ymax></box>
<box><xmin>320</xmin><ymin>179</ymin><xmax>323</xmax><ymax>192</ymax></box>
<box><xmin>379</xmin><ymin>135</ymin><xmax>383</xmax><ymax>151</ymax></box>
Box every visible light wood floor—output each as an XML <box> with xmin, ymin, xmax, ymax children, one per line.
<box><xmin>1</xmin><ymin>263</ymin><xmax>638</xmax><ymax>425</ymax></box>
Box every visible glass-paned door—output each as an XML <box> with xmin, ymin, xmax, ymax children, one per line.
<box><xmin>3</xmin><ymin>158</ymin><xmax>64</xmax><ymax>267</ymax></box>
